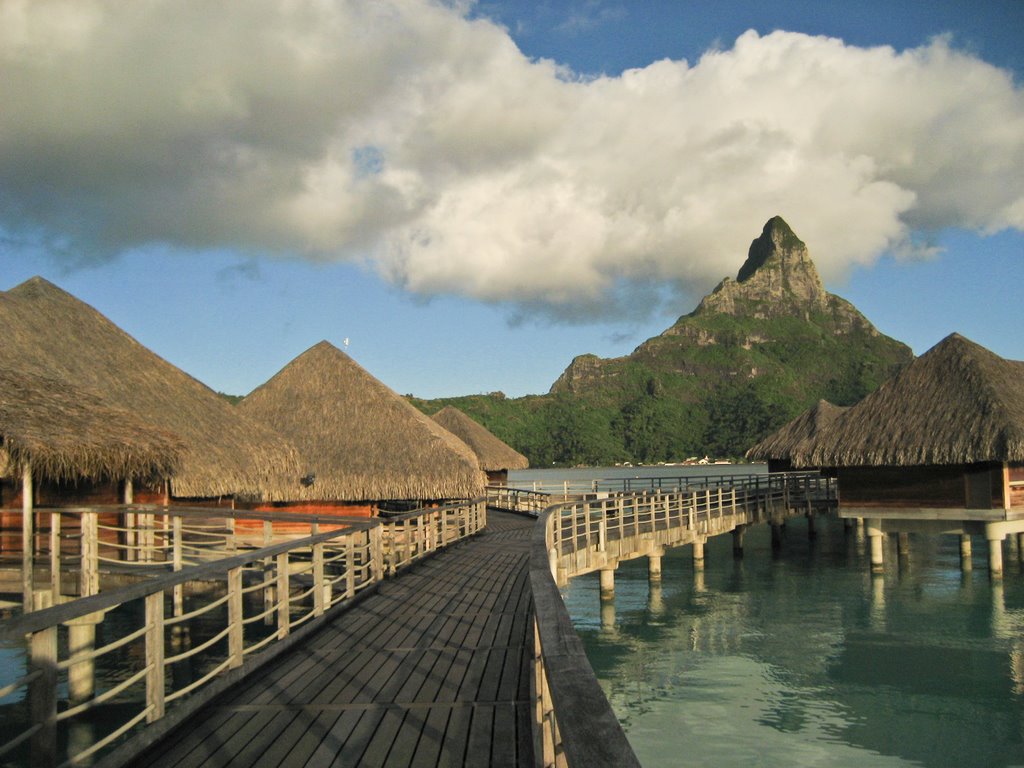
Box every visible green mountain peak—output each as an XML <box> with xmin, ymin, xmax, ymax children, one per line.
<box><xmin>415</xmin><ymin>217</ymin><xmax>914</xmax><ymax>465</ymax></box>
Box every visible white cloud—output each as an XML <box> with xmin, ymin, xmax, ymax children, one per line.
<box><xmin>1</xmin><ymin>1</ymin><xmax>1022</xmax><ymax>317</ymax></box>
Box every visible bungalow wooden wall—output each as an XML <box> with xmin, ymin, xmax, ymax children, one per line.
<box><xmin>238</xmin><ymin>500</ymin><xmax>376</xmax><ymax>534</ymax></box>
<box><xmin>486</xmin><ymin>470</ymin><xmax>509</xmax><ymax>486</ymax></box>
<box><xmin>1009</xmin><ymin>464</ymin><xmax>1024</xmax><ymax>509</ymax></box>
<box><xmin>0</xmin><ymin>478</ymin><xmax>170</xmax><ymax>509</ymax></box>
<box><xmin>837</xmin><ymin>465</ymin><xmax>983</xmax><ymax>508</ymax></box>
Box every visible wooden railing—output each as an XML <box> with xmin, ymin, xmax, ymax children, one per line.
<box><xmin>486</xmin><ymin>486</ymin><xmax>553</xmax><ymax>515</ymax></box>
<box><xmin>509</xmin><ymin>469</ymin><xmax>782</xmax><ymax>497</ymax></box>
<box><xmin>527</xmin><ymin>472</ymin><xmax>833</xmax><ymax>766</ymax></box>
<box><xmin>0</xmin><ymin>499</ymin><xmax>486</xmax><ymax>768</ymax></box>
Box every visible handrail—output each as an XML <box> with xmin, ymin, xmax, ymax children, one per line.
<box><xmin>527</xmin><ymin>472</ymin><xmax>834</xmax><ymax>765</ymax></box>
<box><xmin>486</xmin><ymin>486</ymin><xmax>552</xmax><ymax>514</ymax></box>
<box><xmin>509</xmin><ymin>469</ymin><xmax>826</xmax><ymax>497</ymax></box>
<box><xmin>0</xmin><ymin>498</ymin><xmax>487</xmax><ymax>768</ymax></box>
<box><xmin>530</xmin><ymin>500</ymin><xmax>642</xmax><ymax>767</ymax></box>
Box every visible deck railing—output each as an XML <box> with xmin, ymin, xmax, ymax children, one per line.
<box><xmin>486</xmin><ymin>486</ymin><xmax>553</xmax><ymax>514</ymax></box>
<box><xmin>0</xmin><ymin>499</ymin><xmax>486</xmax><ymax>768</ymax></box>
<box><xmin>528</xmin><ymin>472</ymin><xmax>833</xmax><ymax>766</ymax></box>
<box><xmin>509</xmin><ymin>469</ymin><xmax>785</xmax><ymax>497</ymax></box>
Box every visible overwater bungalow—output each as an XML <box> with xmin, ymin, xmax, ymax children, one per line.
<box><xmin>798</xmin><ymin>334</ymin><xmax>1023</xmax><ymax>511</ymax></box>
<box><xmin>238</xmin><ymin>341</ymin><xmax>486</xmax><ymax>518</ymax></box>
<box><xmin>792</xmin><ymin>333</ymin><xmax>1024</xmax><ymax>574</ymax></box>
<box><xmin>746</xmin><ymin>399</ymin><xmax>847</xmax><ymax>473</ymax></box>
<box><xmin>431</xmin><ymin>405</ymin><xmax>529</xmax><ymax>485</ymax></box>
<box><xmin>0</xmin><ymin>367</ymin><xmax>184</xmax><ymax>542</ymax></box>
<box><xmin>0</xmin><ymin>277</ymin><xmax>302</xmax><ymax>506</ymax></box>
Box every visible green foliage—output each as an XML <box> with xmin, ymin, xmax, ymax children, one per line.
<box><xmin>410</xmin><ymin>263</ymin><xmax>912</xmax><ymax>466</ymax></box>
<box><xmin>701</xmin><ymin>383</ymin><xmax>787</xmax><ymax>459</ymax></box>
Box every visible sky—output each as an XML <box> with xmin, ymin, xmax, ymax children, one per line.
<box><xmin>2</xmin><ymin>0</ymin><xmax>1022</xmax><ymax>399</ymax></box>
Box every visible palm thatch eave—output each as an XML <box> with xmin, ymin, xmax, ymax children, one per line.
<box><xmin>431</xmin><ymin>406</ymin><xmax>529</xmax><ymax>472</ymax></box>
<box><xmin>799</xmin><ymin>334</ymin><xmax>1024</xmax><ymax>468</ymax></box>
<box><xmin>0</xmin><ymin>367</ymin><xmax>185</xmax><ymax>484</ymax></box>
<box><xmin>240</xmin><ymin>341</ymin><xmax>486</xmax><ymax>501</ymax></box>
<box><xmin>745</xmin><ymin>400</ymin><xmax>847</xmax><ymax>464</ymax></box>
<box><xmin>0</xmin><ymin>276</ymin><xmax>303</xmax><ymax>500</ymax></box>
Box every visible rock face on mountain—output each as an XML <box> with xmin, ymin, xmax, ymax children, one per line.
<box><xmin>690</xmin><ymin>216</ymin><xmax>876</xmax><ymax>335</ymax></box>
<box><xmin>551</xmin><ymin>216</ymin><xmax>909</xmax><ymax>401</ymax></box>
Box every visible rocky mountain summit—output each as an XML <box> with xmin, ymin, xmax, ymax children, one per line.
<box><xmin>689</xmin><ymin>216</ymin><xmax>876</xmax><ymax>333</ymax></box>
<box><xmin>699</xmin><ymin>215</ymin><xmax>828</xmax><ymax>316</ymax></box>
<box><xmin>553</xmin><ymin>215</ymin><xmax>905</xmax><ymax>397</ymax></box>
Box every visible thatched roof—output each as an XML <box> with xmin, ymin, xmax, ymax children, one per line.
<box><xmin>239</xmin><ymin>341</ymin><xmax>486</xmax><ymax>500</ymax></box>
<box><xmin>745</xmin><ymin>400</ymin><xmax>847</xmax><ymax>463</ymax></box>
<box><xmin>432</xmin><ymin>406</ymin><xmax>529</xmax><ymax>472</ymax></box>
<box><xmin>0</xmin><ymin>277</ymin><xmax>303</xmax><ymax>499</ymax></box>
<box><xmin>799</xmin><ymin>333</ymin><xmax>1024</xmax><ymax>467</ymax></box>
<box><xmin>0</xmin><ymin>367</ymin><xmax>184</xmax><ymax>483</ymax></box>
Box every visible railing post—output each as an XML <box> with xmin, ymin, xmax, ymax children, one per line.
<box><xmin>145</xmin><ymin>591</ymin><xmax>165</xmax><ymax>722</ymax></box>
<box><xmin>346</xmin><ymin>535</ymin><xmax>357</xmax><ymax>598</ymax></box>
<box><xmin>124</xmin><ymin>480</ymin><xmax>136</xmax><ymax>563</ymax></box>
<box><xmin>81</xmin><ymin>510</ymin><xmax>99</xmax><ymax>598</ymax></box>
<box><xmin>384</xmin><ymin>523</ymin><xmax>397</xmax><ymax>577</ymax></box>
<box><xmin>22</xmin><ymin>463</ymin><xmax>34</xmax><ymax>611</ymax></box>
<box><xmin>228</xmin><ymin>565</ymin><xmax>244</xmax><ymax>667</ymax></box>
<box><xmin>263</xmin><ymin>520</ymin><xmax>274</xmax><ymax>626</ymax></box>
<box><xmin>370</xmin><ymin>524</ymin><xmax>384</xmax><ymax>582</ymax></box>
<box><xmin>172</xmin><ymin>514</ymin><xmax>184</xmax><ymax>617</ymax></box>
<box><xmin>404</xmin><ymin>519</ymin><xmax>414</xmax><ymax>568</ymax></box>
<box><xmin>29</xmin><ymin>590</ymin><xmax>56</xmax><ymax>768</ymax></box>
<box><xmin>276</xmin><ymin>552</ymin><xmax>290</xmax><ymax>639</ymax></box>
<box><xmin>49</xmin><ymin>511</ymin><xmax>61</xmax><ymax>600</ymax></box>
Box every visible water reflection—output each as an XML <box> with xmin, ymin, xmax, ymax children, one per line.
<box><xmin>563</xmin><ymin>514</ymin><xmax>1024</xmax><ymax>767</ymax></box>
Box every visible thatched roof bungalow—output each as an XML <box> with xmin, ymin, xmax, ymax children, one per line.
<box><xmin>0</xmin><ymin>368</ymin><xmax>186</xmax><ymax>556</ymax></box>
<box><xmin>796</xmin><ymin>334</ymin><xmax>1024</xmax><ymax>512</ymax></box>
<box><xmin>0</xmin><ymin>277</ymin><xmax>302</xmax><ymax>504</ymax></box>
<box><xmin>239</xmin><ymin>341</ymin><xmax>486</xmax><ymax>515</ymax></box>
<box><xmin>0</xmin><ymin>367</ymin><xmax>185</xmax><ymax>509</ymax></box>
<box><xmin>745</xmin><ymin>400</ymin><xmax>847</xmax><ymax>473</ymax></box>
<box><xmin>431</xmin><ymin>406</ymin><xmax>528</xmax><ymax>485</ymax></box>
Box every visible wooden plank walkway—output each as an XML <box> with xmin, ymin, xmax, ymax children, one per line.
<box><xmin>133</xmin><ymin>511</ymin><xmax>535</xmax><ymax>768</ymax></box>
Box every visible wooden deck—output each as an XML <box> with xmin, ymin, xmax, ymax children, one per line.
<box><xmin>132</xmin><ymin>511</ymin><xmax>535</xmax><ymax>768</ymax></box>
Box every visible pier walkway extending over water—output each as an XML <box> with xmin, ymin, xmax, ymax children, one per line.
<box><xmin>0</xmin><ymin>472</ymin><xmax>833</xmax><ymax>767</ymax></box>
<box><xmin>134</xmin><ymin>511</ymin><xmax>535</xmax><ymax>767</ymax></box>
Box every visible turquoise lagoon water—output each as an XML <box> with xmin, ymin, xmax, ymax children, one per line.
<box><xmin>512</xmin><ymin>467</ymin><xmax>1024</xmax><ymax>767</ymax></box>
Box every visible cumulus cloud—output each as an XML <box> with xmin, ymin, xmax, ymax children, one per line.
<box><xmin>1</xmin><ymin>0</ymin><xmax>1022</xmax><ymax>318</ymax></box>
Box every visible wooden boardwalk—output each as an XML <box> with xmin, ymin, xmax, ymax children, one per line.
<box><xmin>133</xmin><ymin>511</ymin><xmax>535</xmax><ymax>768</ymax></box>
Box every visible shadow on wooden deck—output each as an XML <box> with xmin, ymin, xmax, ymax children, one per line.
<box><xmin>131</xmin><ymin>511</ymin><xmax>536</xmax><ymax>768</ymax></box>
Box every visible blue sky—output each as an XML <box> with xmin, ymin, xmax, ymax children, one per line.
<box><xmin>2</xmin><ymin>1</ymin><xmax>1022</xmax><ymax>399</ymax></box>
